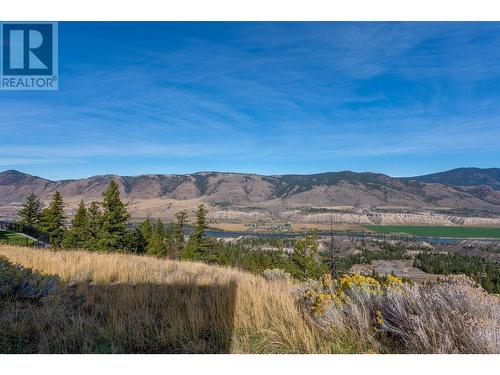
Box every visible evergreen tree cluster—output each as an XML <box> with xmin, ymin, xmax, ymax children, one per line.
<box><xmin>58</xmin><ymin>180</ymin><xmax>133</xmax><ymax>251</ymax></box>
<box><xmin>415</xmin><ymin>252</ymin><xmax>500</xmax><ymax>294</ymax></box>
<box><xmin>17</xmin><ymin>184</ymin><xmax>200</xmax><ymax>258</ymax></box>
<box><xmin>17</xmin><ymin>181</ymin><xmax>137</xmax><ymax>251</ymax></box>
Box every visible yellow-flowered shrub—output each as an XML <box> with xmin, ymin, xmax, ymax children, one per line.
<box><xmin>384</xmin><ymin>274</ymin><xmax>403</xmax><ymax>286</ymax></box>
<box><xmin>339</xmin><ymin>274</ymin><xmax>381</xmax><ymax>293</ymax></box>
<box><xmin>303</xmin><ymin>274</ymin><xmax>346</xmax><ymax>315</ymax></box>
<box><xmin>301</xmin><ymin>273</ymin><xmax>404</xmax><ymax>316</ymax></box>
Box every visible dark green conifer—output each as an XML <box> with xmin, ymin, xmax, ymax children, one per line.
<box><xmin>86</xmin><ymin>201</ymin><xmax>103</xmax><ymax>250</ymax></box>
<box><xmin>182</xmin><ymin>204</ymin><xmax>209</xmax><ymax>260</ymax></box>
<box><xmin>139</xmin><ymin>218</ymin><xmax>153</xmax><ymax>242</ymax></box>
<box><xmin>62</xmin><ymin>199</ymin><xmax>88</xmax><ymax>249</ymax></box>
<box><xmin>174</xmin><ymin>210</ymin><xmax>188</xmax><ymax>248</ymax></box>
<box><xmin>18</xmin><ymin>192</ymin><xmax>42</xmax><ymax>227</ymax></box>
<box><xmin>147</xmin><ymin>219</ymin><xmax>167</xmax><ymax>257</ymax></box>
<box><xmin>291</xmin><ymin>229</ymin><xmax>328</xmax><ymax>280</ymax></box>
<box><xmin>39</xmin><ymin>191</ymin><xmax>66</xmax><ymax>247</ymax></box>
<box><xmin>99</xmin><ymin>180</ymin><xmax>130</xmax><ymax>250</ymax></box>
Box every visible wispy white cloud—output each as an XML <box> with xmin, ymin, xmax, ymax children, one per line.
<box><xmin>1</xmin><ymin>22</ymin><xmax>500</xmax><ymax>178</ymax></box>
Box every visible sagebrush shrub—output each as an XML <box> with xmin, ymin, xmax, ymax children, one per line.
<box><xmin>299</xmin><ymin>274</ymin><xmax>500</xmax><ymax>353</ymax></box>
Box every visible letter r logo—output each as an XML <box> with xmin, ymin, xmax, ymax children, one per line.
<box><xmin>2</xmin><ymin>23</ymin><xmax>54</xmax><ymax>76</ymax></box>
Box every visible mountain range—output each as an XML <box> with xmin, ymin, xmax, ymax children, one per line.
<box><xmin>1</xmin><ymin>167</ymin><xmax>499</xmax><ymax>225</ymax></box>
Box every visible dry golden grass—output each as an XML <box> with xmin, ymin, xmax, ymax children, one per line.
<box><xmin>209</xmin><ymin>222</ymin><xmax>358</xmax><ymax>232</ymax></box>
<box><xmin>208</xmin><ymin>223</ymin><xmax>250</xmax><ymax>232</ymax></box>
<box><xmin>3</xmin><ymin>245</ymin><xmax>495</xmax><ymax>353</ymax></box>
<box><xmin>0</xmin><ymin>245</ymin><xmax>355</xmax><ymax>354</ymax></box>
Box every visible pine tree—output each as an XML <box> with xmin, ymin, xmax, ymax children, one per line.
<box><xmin>123</xmin><ymin>227</ymin><xmax>147</xmax><ymax>254</ymax></box>
<box><xmin>182</xmin><ymin>204</ymin><xmax>208</xmax><ymax>260</ymax></box>
<box><xmin>99</xmin><ymin>180</ymin><xmax>130</xmax><ymax>250</ymax></box>
<box><xmin>86</xmin><ymin>201</ymin><xmax>103</xmax><ymax>250</ymax></box>
<box><xmin>147</xmin><ymin>220</ymin><xmax>167</xmax><ymax>257</ymax></box>
<box><xmin>73</xmin><ymin>200</ymin><xmax>88</xmax><ymax>231</ymax></box>
<box><xmin>174</xmin><ymin>210</ymin><xmax>188</xmax><ymax>248</ymax></box>
<box><xmin>291</xmin><ymin>229</ymin><xmax>327</xmax><ymax>280</ymax></box>
<box><xmin>192</xmin><ymin>204</ymin><xmax>208</xmax><ymax>240</ymax></box>
<box><xmin>165</xmin><ymin>211</ymin><xmax>188</xmax><ymax>259</ymax></box>
<box><xmin>62</xmin><ymin>200</ymin><xmax>88</xmax><ymax>249</ymax></box>
<box><xmin>156</xmin><ymin>218</ymin><xmax>165</xmax><ymax>235</ymax></box>
<box><xmin>39</xmin><ymin>191</ymin><xmax>66</xmax><ymax>248</ymax></box>
<box><xmin>139</xmin><ymin>218</ymin><xmax>153</xmax><ymax>242</ymax></box>
<box><xmin>18</xmin><ymin>192</ymin><xmax>42</xmax><ymax>227</ymax></box>
<box><xmin>165</xmin><ymin>223</ymin><xmax>177</xmax><ymax>259</ymax></box>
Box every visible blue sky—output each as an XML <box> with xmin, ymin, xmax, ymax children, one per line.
<box><xmin>1</xmin><ymin>22</ymin><xmax>500</xmax><ymax>180</ymax></box>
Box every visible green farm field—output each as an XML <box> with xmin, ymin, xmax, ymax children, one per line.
<box><xmin>363</xmin><ymin>225</ymin><xmax>500</xmax><ymax>239</ymax></box>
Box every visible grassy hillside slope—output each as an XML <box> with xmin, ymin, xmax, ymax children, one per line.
<box><xmin>0</xmin><ymin>246</ymin><xmax>498</xmax><ymax>354</ymax></box>
<box><xmin>0</xmin><ymin>246</ymin><xmax>347</xmax><ymax>354</ymax></box>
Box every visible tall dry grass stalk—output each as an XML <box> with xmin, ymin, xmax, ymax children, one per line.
<box><xmin>0</xmin><ymin>245</ymin><xmax>349</xmax><ymax>353</ymax></box>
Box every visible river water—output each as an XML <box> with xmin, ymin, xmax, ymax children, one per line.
<box><xmin>199</xmin><ymin>229</ymin><xmax>500</xmax><ymax>245</ymax></box>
